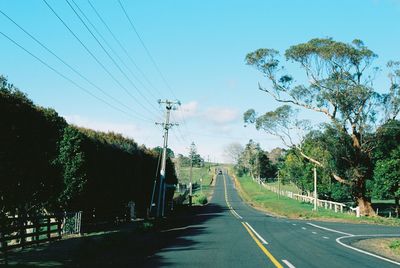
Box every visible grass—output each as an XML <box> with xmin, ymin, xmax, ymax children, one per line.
<box><xmin>264</xmin><ymin>180</ymin><xmax>302</xmax><ymax>193</ymax></box>
<box><xmin>175</xmin><ymin>163</ymin><xmax>216</xmax><ymax>205</ymax></box>
<box><xmin>233</xmin><ymin>172</ymin><xmax>400</xmax><ymax>226</ymax></box>
<box><xmin>352</xmin><ymin>238</ymin><xmax>400</xmax><ymax>261</ymax></box>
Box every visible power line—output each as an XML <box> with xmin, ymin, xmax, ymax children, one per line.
<box><xmin>42</xmin><ymin>0</ymin><xmax>158</xmax><ymax>121</ymax></box>
<box><xmin>87</xmin><ymin>0</ymin><xmax>167</xmax><ymax>100</ymax></box>
<box><xmin>64</xmin><ymin>0</ymin><xmax>160</xmax><ymax>118</ymax></box>
<box><xmin>117</xmin><ymin>0</ymin><xmax>195</xmax><ymax>142</ymax></box>
<box><xmin>0</xmin><ymin>8</ymin><xmax>151</xmax><ymax>121</ymax></box>
<box><xmin>70</xmin><ymin>0</ymin><xmax>158</xmax><ymax>102</ymax></box>
<box><xmin>0</xmin><ymin>31</ymin><xmax>153</xmax><ymax>123</ymax></box>
<box><xmin>117</xmin><ymin>0</ymin><xmax>178</xmax><ymax>99</ymax></box>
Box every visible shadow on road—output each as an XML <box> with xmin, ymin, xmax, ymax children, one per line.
<box><xmin>1</xmin><ymin>203</ymin><xmax>226</xmax><ymax>267</ymax></box>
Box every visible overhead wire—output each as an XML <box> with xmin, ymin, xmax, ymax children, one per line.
<box><xmin>117</xmin><ymin>0</ymin><xmax>196</xmax><ymax>143</ymax></box>
<box><xmin>0</xmin><ymin>8</ymin><xmax>150</xmax><ymax>122</ymax></box>
<box><xmin>64</xmin><ymin>0</ymin><xmax>160</xmax><ymax>119</ymax></box>
<box><xmin>42</xmin><ymin>0</ymin><xmax>159</xmax><ymax>122</ymax></box>
<box><xmin>0</xmin><ymin>31</ymin><xmax>153</xmax><ymax>123</ymax></box>
<box><xmin>117</xmin><ymin>0</ymin><xmax>177</xmax><ymax>99</ymax></box>
<box><xmin>69</xmin><ymin>0</ymin><xmax>160</xmax><ymax>104</ymax></box>
<box><xmin>87</xmin><ymin>0</ymin><xmax>167</xmax><ymax>100</ymax></box>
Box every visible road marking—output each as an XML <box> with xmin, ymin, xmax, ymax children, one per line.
<box><xmin>323</xmin><ymin>236</ymin><xmax>329</xmax><ymax>239</ymax></box>
<box><xmin>244</xmin><ymin>222</ymin><xmax>268</xmax><ymax>244</ymax></box>
<box><xmin>292</xmin><ymin>223</ymin><xmax>296</xmax><ymax>226</ymax></box>
<box><xmin>223</xmin><ymin>174</ymin><xmax>243</xmax><ymax>220</ymax></box>
<box><xmin>231</xmin><ymin>209</ymin><xmax>243</xmax><ymax>219</ymax></box>
<box><xmin>336</xmin><ymin>234</ymin><xmax>400</xmax><ymax>266</ymax></box>
<box><xmin>282</xmin><ymin>259</ymin><xmax>296</xmax><ymax>268</ymax></box>
<box><xmin>241</xmin><ymin>222</ymin><xmax>283</xmax><ymax>268</ymax></box>
<box><xmin>306</xmin><ymin>223</ymin><xmax>353</xmax><ymax>236</ymax></box>
<box><xmin>312</xmin><ymin>231</ymin><xmax>317</xmax><ymax>234</ymax></box>
<box><xmin>301</xmin><ymin>227</ymin><xmax>307</xmax><ymax>230</ymax></box>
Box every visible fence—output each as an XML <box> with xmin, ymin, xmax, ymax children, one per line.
<box><xmin>255</xmin><ymin>178</ymin><xmax>347</xmax><ymax>213</ymax></box>
<box><xmin>0</xmin><ymin>212</ymin><xmax>82</xmax><ymax>263</ymax></box>
<box><xmin>62</xmin><ymin>212</ymin><xmax>82</xmax><ymax>235</ymax></box>
<box><xmin>0</xmin><ymin>215</ymin><xmax>62</xmax><ymax>260</ymax></box>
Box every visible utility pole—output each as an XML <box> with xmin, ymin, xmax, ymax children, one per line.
<box><xmin>189</xmin><ymin>152</ymin><xmax>193</xmax><ymax>206</ymax></box>
<box><xmin>156</xmin><ymin>99</ymin><xmax>180</xmax><ymax>218</ymax></box>
<box><xmin>313</xmin><ymin>166</ymin><xmax>317</xmax><ymax>211</ymax></box>
<box><xmin>278</xmin><ymin>169</ymin><xmax>281</xmax><ymax>199</ymax></box>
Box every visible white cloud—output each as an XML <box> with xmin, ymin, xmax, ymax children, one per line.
<box><xmin>204</xmin><ymin>107</ymin><xmax>239</xmax><ymax>124</ymax></box>
<box><xmin>175</xmin><ymin>101</ymin><xmax>199</xmax><ymax>120</ymax></box>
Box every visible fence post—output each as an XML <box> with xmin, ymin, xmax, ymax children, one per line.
<box><xmin>47</xmin><ymin>216</ymin><xmax>51</xmax><ymax>240</ymax></box>
<box><xmin>57</xmin><ymin>216</ymin><xmax>62</xmax><ymax>239</ymax></box>
<box><xmin>35</xmin><ymin>218</ymin><xmax>40</xmax><ymax>242</ymax></box>
<box><xmin>20</xmin><ymin>217</ymin><xmax>26</xmax><ymax>248</ymax></box>
<box><xmin>1</xmin><ymin>228</ymin><xmax>7</xmax><ymax>264</ymax></box>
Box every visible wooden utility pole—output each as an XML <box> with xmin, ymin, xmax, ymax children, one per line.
<box><xmin>313</xmin><ymin>166</ymin><xmax>317</xmax><ymax>211</ymax></box>
<box><xmin>189</xmin><ymin>152</ymin><xmax>193</xmax><ymax>206</ymax></box>
<box><xmin>156</xmin><ymin>99</ymin><xmax>180</xmax><ymax>218</ymax></box>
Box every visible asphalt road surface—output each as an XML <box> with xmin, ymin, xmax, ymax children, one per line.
<box><xmin>144</xmin><ymin>172</ymin><xmax>400</xmax><ymax>268</ymax></box>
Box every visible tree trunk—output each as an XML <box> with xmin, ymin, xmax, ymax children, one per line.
<box><xmin>357</xmin><ymin>196</ymin><xmax>375</xmax><ymax>216</ymax></box>
<box><xmin>395</xmin><ymin>196</ymin><xmax>399</xmax><ymax>218</ymax></box>
<box><xmin>351</xmin><ymin>131</ymin><xmax>376</xmax><ymax>216</ymax></box>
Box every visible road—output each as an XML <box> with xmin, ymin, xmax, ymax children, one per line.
<box><xmin>143</xmin><ymin>172</ymin><xmax>400</xmax><ymax>267</ymax></box>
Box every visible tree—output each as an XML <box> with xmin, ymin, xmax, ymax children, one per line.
<box><xmin>234</xmin><ymin>140</ymin><xmax>276</xmax><ymax>180</ymax></box>
<box><xmin>189</xmin><ymin>142</ymin><xmax>204</xmax><ymax>167</ymax></box>
<box><xmin>223</xmin><ymin>142</ymin><xmax>244</xmax><ymax>164</ymax></box>
<box><xmin>245</xmin><ymin>38</ymin><xmax>400</xmax><ymax>215</ymax></box>
<box><xmin>152</xmin><ymin>146</ymin><xmax>175</xmax><ymax>158</ymax></box>
<box><xmin>372</xmin><ymin>120</ymin><xmax>400</xmax><ymax>211</ymax></box>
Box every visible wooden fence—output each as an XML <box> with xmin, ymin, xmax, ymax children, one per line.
<box><xmin>255</xmin><ymin>178</ymin><xmax>347</xmax><ymax>213</ymax></box>
<box><xmin>0</xmin><ymin>215</ymin><xmax>62</xmax><ymax>262</ymax></box>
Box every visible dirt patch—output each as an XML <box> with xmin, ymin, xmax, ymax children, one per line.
<box><xmin>352</xmin><ymin>238</ymin><xmax>400</xmax><ymax>262</ymax></box>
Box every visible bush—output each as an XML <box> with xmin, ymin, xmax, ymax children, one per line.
<box><xmin>390</xmin><ymin>240</ymin><xmax>400</xmax><ymax>249</ymax></box>
<box><xmin>194</xmin><ymin>194</ymin><xmax>208</xmax><ymax>205</ymax></box>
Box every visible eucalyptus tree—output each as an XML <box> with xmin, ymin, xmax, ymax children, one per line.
<box><xmin>244</xmin><ymin>38</ymin><xmax>400</xmax><ymax>216</ymax></box>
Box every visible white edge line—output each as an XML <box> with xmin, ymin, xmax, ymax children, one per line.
<box><xmin>231</xmin><ymin>209</ymin><xmax>243</xmax><ymax>219</ymax></box>
<box><xmin>244</xmin><ymin>222</ymin><xmax>268</xmax><ymax>244</ymax></box>
<box><xmin>282</xmin><ymin>259</ymin><xmax>296</xmax><ymax>268</ymax></box>
<box><xmin>307</xmin><ymin>223</ymin><xmax>353</xmax><ymax>236</ymax></box>
<box><xmin>336</xmin><ymin>234</ymin><xmax>400</xmax><ymax>266</ymax></box>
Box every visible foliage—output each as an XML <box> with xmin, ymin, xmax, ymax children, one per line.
<box><xmin>223</xmin><ymin>142</ymin><xmax>244</xmax><ymax>163</ymax></box>
<box><xmin>0</xmin><ymin>76</ymin><xmax>67</xmax><ymax>216</ymax></box>
<box><xmin>176</xmin><ymin>142</ymin><xmax>204</xmax><ymax>168</ymax></box>
<box><xmin>371</xmin><ymin>120</ymin><xmax>400</xmax><ymax>207</ymax></box>
<box><xmin>245</xmin><ymin>38</ymin><xmax>400</xmax><ymax>215</ymax></box>
<box><xmin>390</xmin><ymin>240</ymin><xmax>400</xmax><ymax>249</ymax></box>
<box><xmin>152</xmin><ymin>146</ymin><xmax>175</xmax><ymax>158</ymax></box>
<box><xmin>234</xmin><ymin>140</ymin><xmax>276</xmax><ymax>180</ymax></box>
<box><xmin>0</xmin><ymin>75</ymin><xmax>177</xmax><ymax>219</ymax></box>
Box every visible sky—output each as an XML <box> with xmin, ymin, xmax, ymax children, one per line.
<box><xmin>1</xmin><ymin>0</ymin><xmax>400</xmax><ymax>162</ymax></box>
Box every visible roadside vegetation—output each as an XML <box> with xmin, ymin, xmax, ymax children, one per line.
<box><xmin>233</xmin><ymin>172</ymin><xmax>400</xmax><ymax>226</ymax></box>
<box><xmin>0</xmin><ymin>75</ymin><xmax>177</xmax><ymax>225</ymax></box>
<box><xmin>352</xmin><ymin>238</ymin><xmax>400</xmax><ymax>262</ymax></box>
<box><xmin>243</xmin><ymin>38</ymin><xmax>400</xmax><ymax>217</ymax></box>
<box><xmin>174</xmin><ymin>143</ymin><xmax>216</xmax><ymax>205</ymax></box>
<box><xmin>175</xmin><ymin>164</ymin><xmax>216</xmax><ymax>205</ymax></box>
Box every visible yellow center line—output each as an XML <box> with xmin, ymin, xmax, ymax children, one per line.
<box><xmin>241</xmin><ymin>223</ymin><xmax>283</xmax><ymax>268</ymax></box>
<box><xmin>223</xmin><ymin>174</ymin><xmax>242</xmax><ymax>219</ymax></box>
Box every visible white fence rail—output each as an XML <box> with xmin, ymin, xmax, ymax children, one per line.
<box><xmin>254</xmin><ymin>178</ymin><xmax>347</xmax><ymax>213</ymax></box>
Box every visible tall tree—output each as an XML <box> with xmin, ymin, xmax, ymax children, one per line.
<box><xmin>223</xmin><ymin>142</ymin><xmax>244</xmax><ymax>164</ymax></box>
<box><xmin>245</xmin><ymin>38</ymin><xmax>400</xmax><ymax>215</ymax></box>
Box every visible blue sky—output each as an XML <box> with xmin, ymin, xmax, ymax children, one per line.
<box><xmin>1</xmin><ymin>0</ymin><xmax>400</xmax><ymax>162</ymax></box>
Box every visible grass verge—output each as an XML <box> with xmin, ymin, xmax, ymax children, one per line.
<box><xmin>352</xmin><ymin>238</ymin><xmax>400</xmax><ymax>262</ymax></box>
<box><xmin>232</xmin><ymin>172</ymin><xmax>400</xmax><ymax>226</ymax></box>
<box><xmin>175</xmin><ymin>164</ymin><xmax>217</xmax><ymax>205</ymax></box>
